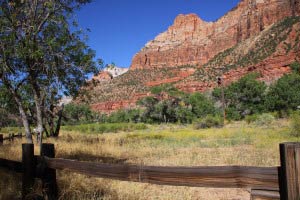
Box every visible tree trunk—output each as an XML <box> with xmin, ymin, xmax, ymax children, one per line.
<box><xmin>53</xmin><ymin>104</ymin><xmax>64</xmax><ymax>137</ymax></box>
<box><xmin>18</xmin><ymin>103</ymin><xmax>33</xmax><ymax>143</ymax></box>
<box><xmin>33</xmin><ymin>89</ymin><xmax>44</xmax><ymax>150</ymax></box>
<box><xmin>2</xmin><ymin>77</ymin><xmax>33</xmax><ymax>143</ymax></box>
<box><xmin>11</xmin><ymin>89</ymin><xmax>33</xmax><ymax>143</ymax></box>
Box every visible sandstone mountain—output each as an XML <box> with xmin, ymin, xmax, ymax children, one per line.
<box><xmin>78</xmin><ymin>0</ymin><xmax>300</xmax><ymax>113</ymax></box>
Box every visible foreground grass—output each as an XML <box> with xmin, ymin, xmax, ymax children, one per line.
<box><xmin>0</xmin><ymin>119</ymin><xmax>298</xmax><ymax>199</ymax></box>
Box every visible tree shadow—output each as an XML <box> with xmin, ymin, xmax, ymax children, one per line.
<box><xmin>58</xmin><ymin>152</ymin><xmax>127</xmax><ymax>164</ymax></box>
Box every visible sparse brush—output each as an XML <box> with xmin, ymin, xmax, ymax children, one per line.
<box><xmin>290</xmin><ymin>111</ymin><xmax>300</xmax><ymax>137</ymax></box>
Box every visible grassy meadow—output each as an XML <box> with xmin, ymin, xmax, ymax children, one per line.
<box><xmin>0</xmin><ymin>119</ymin><xmax>299</xmax><ymax>200</ymax></box>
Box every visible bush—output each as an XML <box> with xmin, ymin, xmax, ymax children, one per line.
<box><xmin>290</xmin><ymin>61</ymin><xmax>300</xmax><ymax>73</ymax></box>
<box><xmin>265</xmin><ymin>73</ymin><xmax>300</xmax><ymax>112</ymax></box>
<box><xmin>254</xmin><ymin>113</ymin><xmax>275</xmax><ymax>126</ymax></box>
<box><xmin>245</xmin><ymin>114</ymin><xmax>259</xmax><ymax>124</ymax></box>
<box><xmin>194</xmin><ymin>115</ymin><xmax>224</xmax><ymax>129</ymax></box>
<box><xmin>64</xmin><ymin>103</ymin><xmax>96</xmax><ymax>124</ymax></box>
<box><xmin>290</xmin><ymin>111</ymin><xmax>300</xmax><ymax>137</ymax></box>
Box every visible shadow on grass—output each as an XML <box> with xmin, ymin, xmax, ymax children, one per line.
<box><xmin>59</xmin><ymin>152</ymin><xmax>127</xmax><ymax>164</ymax></box>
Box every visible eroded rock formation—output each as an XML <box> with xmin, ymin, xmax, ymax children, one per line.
<box><xmin>130</xmin><ymin>0</ymin><xmax>300</xmax><ymax>70</ymax></box>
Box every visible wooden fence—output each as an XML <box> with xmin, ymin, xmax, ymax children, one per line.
<box><xmin>0</xmin><ymin>133</ymin><xmax>23</xmax><ymax>144</ymax></box>
<box><xmin>0</xmin><ymin>142</ymin><xmax>300</xmax><ymax>200</ymax></box>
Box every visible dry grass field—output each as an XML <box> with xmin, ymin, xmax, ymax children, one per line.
<box><xmin>0</xmin><ymin>119</ymin><xmax>299</xmax><ymax>200</ymax></box>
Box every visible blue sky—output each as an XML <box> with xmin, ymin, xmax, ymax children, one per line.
<box><xmin>76</xmin><ymin>0</ymin><xmax>241</xmax><ymax>68</ymax></box>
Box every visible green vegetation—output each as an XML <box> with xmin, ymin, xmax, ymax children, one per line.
<box><xmin>194</xmin><ymin>115</ymin><xmax>224</xmax><ymax>129</ymax></box>
<box><xmin>254</xmin><ymin>113</ymin><xmax>275</xmax><ymax>126</ymax></box>
<box><xmin>290</xmin><ymin>111</ymin><xmax>300</xmax><ymax>137</ymax></box>
<box><xmin>265</xmin><ymin>73</ymin><xmax>300</xmax><ymax>112</ymax></box>
<box><xmin>290</xmin><ymin>61</ymin><xmax>300</xmax><ymax>73</ymax></box>
<box><xmin>0</xmin><ymin>0</ymin><xmax>101</xmax><ymax>141</ymax></box>
<box><xmin>64</xmin><ymin>103</ymin><xmax>97</xmax><ymax>125</ymax></box>
<box><xmin>61</xmin><ymin>123</ymin><xmax>147</xmax><ymax>134</ymax></box>
<box><xmin>68</xmin><ymin>70</ymin><xmax>300</xmax><ymax>127</ymax></box>
<box><xmin>213</xmin><ymin>73</ymin><xmax>266</xmax><ymax>120</ymax></box>
<box><xmin>137</xmin><ymin>85</ymin><xmax>217</xmax><ymax>124</ymax></box>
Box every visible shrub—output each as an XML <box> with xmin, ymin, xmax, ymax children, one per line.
<box><xmin>290</xmin><ymin>61</ymin><xmax>300</xmax><ymax>73</ymax></box>
<box><xmin>64</xmin><ymin>103</ymin><xmax>96</xmax><ymax>124</ymax></box>
<box><xmin>290</xmin><ymin>111</ymin><xmax>300</xmax><ymax>137</ymax></box>
<box><xmin>245</xmin><ymin>114</ymin><xmax>259</xmax><ymax>124</ymax></box>
<box><xmin>254</xmin><ymin>113</ymin><xmax>275</xmax><ymax>126</ymax></box>
<box><xmin>194</xmin><ymin>115</ymin><xmax>224</xmax><ymax>129</ymax></box>
<box><xmin>265</xmin><ymin>73</ymin><xmax>300</xmax><ymax>112</ymax></box>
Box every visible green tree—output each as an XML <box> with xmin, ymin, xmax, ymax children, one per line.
<box><xmin>266</xmin><ymin>73</ymin><xmax>300</xmax><ymax>112</ymax></box>
<box><xmin>213</xmin><ymin>73</ymin><xmax>267</xmax><ymax>120</ymax></box>
<box><xmin>64</xmin><ymin>103</ymin><xmax>95</xmax><ymax>124</ymax></box>
<box><xmin>0</xmin><ymin>1</ymin><xmax>101</xmax><ymax>142</ymax></box>
<box><xmin>186</xmin><ymin>92</ymin><xmax>216</xmax><ymax>118</ymax></box>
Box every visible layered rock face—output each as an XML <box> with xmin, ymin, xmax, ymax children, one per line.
<box><xmin>130</xmin><ymin>0</ymin><xmax>300</xmax><ymax>70</ymax></box>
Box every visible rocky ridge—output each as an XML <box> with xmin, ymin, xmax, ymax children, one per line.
<box><xmin>130</xmin><ymin>0</ymin><xmax>299</xmax><ymax>70</ymax></box>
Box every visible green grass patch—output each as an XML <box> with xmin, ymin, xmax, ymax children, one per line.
<box><xmin>61</xmin><ymin>123</ymin><xmax>147</xmax><ymax>134</ymax></box>
<box><xmin>0</xmin><ymin>127</ymin><xmax>23</xmax><ymax>134</ymax></box>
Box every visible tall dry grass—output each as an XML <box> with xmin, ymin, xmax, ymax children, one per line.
<box><xmin>0</xmin><ymin>119</ymin><xmax>297</xmax><ymax>199</ymax></box>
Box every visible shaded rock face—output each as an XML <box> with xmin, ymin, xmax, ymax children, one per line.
<box><xmin>130</xmin><ymin>0</ymin><xmax>300</xmax><ymax>70</ymax></box>
<box><xmin>90</xmin><ymin>93</ymin><xmax>149</xmax><ymax>113</ymax></box>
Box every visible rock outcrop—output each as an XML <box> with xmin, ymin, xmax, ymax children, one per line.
<box><xmin>91</xmin><ymin>65</ymin><xmax>129</xmax><ymax>82</ymax></box>
<box><xmin>104</xmin><ymin>65</ymin><xmax>128</xmax><ymax>77</ymax></box>
<box><xmin>130</xmin><ymin>0</ymin><xmax>300</xmax><ymax>70</ymax></box>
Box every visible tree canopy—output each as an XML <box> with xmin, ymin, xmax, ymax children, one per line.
<box><xmin>0</xmin><ymin>0</ymin><xmax>101</xmax><ymax>142</ymax></box>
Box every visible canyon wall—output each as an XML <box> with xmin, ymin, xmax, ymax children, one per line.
<box><xmin>130</xmin><ymin>0</ymin><xmax>300</xmax><ymax>70</ymax></box>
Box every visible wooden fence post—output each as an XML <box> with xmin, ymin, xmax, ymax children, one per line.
<box><xmin>41</xmin><ymin>143</ymin><xmax>58</xmax><ymax>200</ymax></box>
<box><xmin>279</xmin><ymin>142</ymin><xmax>300</xmax><ymax>200</ymax></box>
<box><xmin>22</xmin><ymin>143</ymin><xmax>35</xmax><ymax>200</ymax></box>
<box><xmin>0</xmin><ymin>134</ymin><xmax>3</xmax><ymax>145</ymax></box>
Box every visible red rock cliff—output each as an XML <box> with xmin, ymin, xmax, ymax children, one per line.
<box><xmin>130</xmin><ymin>0</ymin><xmax>300</xmax><ymax>70</ymax></box>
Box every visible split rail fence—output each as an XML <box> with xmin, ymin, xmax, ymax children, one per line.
<box><xmin>0</xmin><ymin>133</ymin><xmax>23</xmax><ymax>144</ymax></box>
<box><xmin>0</xmin><ymin>142</ymin><xmax>300</xmax><ymax>200</ymax></box>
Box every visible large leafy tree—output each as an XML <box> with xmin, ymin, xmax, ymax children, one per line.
<box><xmin>213</xmin><ymin>73</ymin><xmax>267</xmax><ymax>120</ymax></box>
<box><xmin>265</xmin><ymin>73</ymin><xmax>300</xmax><ymax>112</ymax></box>
<box><xmin>0</xmin><ymin>0</ymin><xmax>101</xmax><ymax>143</ymax></box>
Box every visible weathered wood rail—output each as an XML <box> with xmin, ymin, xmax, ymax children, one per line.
<box><xmin>43</xmin><ymin>157</ymin><xmax>279</xmax><ymax>190</ymax></box>
<box><xmin>0</xmin><ymin>133</ymin><xmax>23</xmax><ymax>144</ymax></box>
<box><xmin>1</xmin><ymin>142</ymin><xmax>300</xmax><ymax>200</ymax></box>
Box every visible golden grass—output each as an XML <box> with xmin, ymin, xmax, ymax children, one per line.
<box><xmin>0</xmin><ymin>119</ymin><xmax>298</xmax><ymax>199</ymax></box>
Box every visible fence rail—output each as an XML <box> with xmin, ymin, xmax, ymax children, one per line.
<box><xmin>43</xmin><ymin>157</ymin><xmax>279</xmax><ymax>190</ymax></box>
<box><xmin>1</xmin><ymin>142</ymin><xmax>300</xmax><ymax>200</ymax></box>
<box><xmin>0</xmin><ymin>158</ymin><xmax>23</xmax><ymax>173</ymax></box>
<box><xmin>0</xmin><ymin>133</ymin><xmax>23</xmax><ymax>144</ymax></box>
